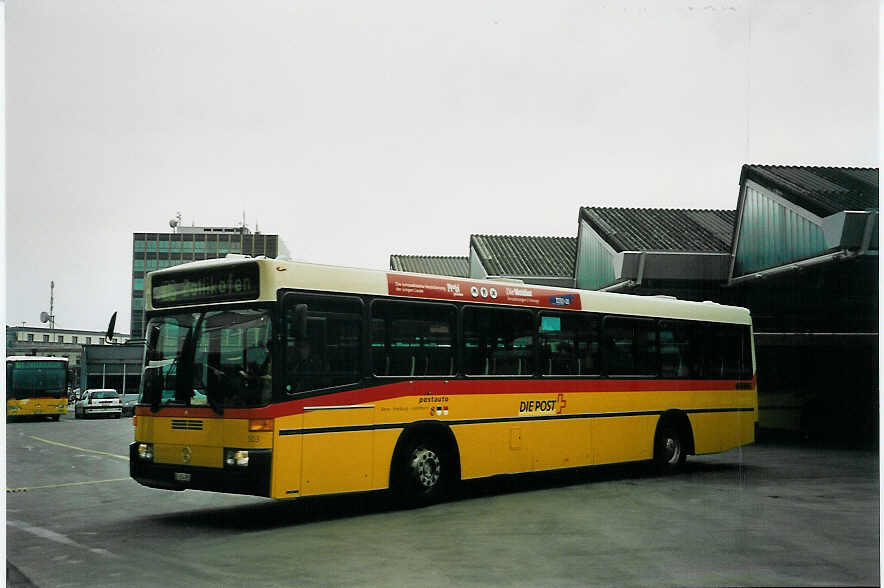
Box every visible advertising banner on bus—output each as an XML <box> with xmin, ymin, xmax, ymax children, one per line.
<box><xmin>386</xmin><ymin>273</ymin><xmax>582</xmax><ymax>310</ymax></box>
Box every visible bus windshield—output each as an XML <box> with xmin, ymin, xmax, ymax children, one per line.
<box><xmin>140</xmin><ymin>308</ymin><xmax>273</xmax><ymax>412</ymax></box>
<box><xmin>6</xmin><ymin>361</ymin><xmax>68</xmax><ymax>400</ymax></box>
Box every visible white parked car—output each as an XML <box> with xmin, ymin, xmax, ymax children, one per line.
<box><xmin>74</xmin><ymin>389</ymin><xmax>122</xmax><ymax>419</ymax></box>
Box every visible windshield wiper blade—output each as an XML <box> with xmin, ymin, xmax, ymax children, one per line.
<box><xmin>174</xmin><ymin>315</ymin><xmax>203</xmax><ymax>407</ymax></box>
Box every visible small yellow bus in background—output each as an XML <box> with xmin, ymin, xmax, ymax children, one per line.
<box><xmin>6</xmin><ymin>356</ymin><xmax>70</xmax><ymax>421</ymax></box>
<box><xmin>131</xmin><ymin>257</ymin><xmax>756</xmax><ymax>504</ymax></box>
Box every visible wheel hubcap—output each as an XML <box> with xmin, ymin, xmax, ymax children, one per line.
<box><xmin>410</xmin><ymin>448</ymin><xmax>441</xmax><ymax>489</ymax></box>
<box><xmin>664</xmin><ymin>436</ymin><xmax>681</xmax><ymax>464</ymax></box>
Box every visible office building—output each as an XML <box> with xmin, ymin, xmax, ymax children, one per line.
<box><xmin>131</xmin><ymin>224</ymin><xmax>285</xmax><ymax>338</ymax></box>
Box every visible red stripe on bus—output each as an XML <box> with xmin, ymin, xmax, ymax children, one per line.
<box><xmin>135</xmin><ymin>378</ymin><xmax>753</xmax><ymax>419</ymax></box>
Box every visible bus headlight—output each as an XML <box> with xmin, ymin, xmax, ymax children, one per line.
<box><xmin>225</xmin><ymin>449</ymin><xmax>249</xmax><ymax>467</ymax></box>
<box><xmin>137</xmin><ymin>443</ymin><xmax>154</xmax><ymax>461</ymax></box>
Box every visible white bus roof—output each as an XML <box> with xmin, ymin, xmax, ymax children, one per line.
<box><xmin>146</xmin><ymin>257</ymin><xmax>752</xmax><ymax>326</ymax></box>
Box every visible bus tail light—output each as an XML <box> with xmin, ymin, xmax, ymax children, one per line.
<box><xmin>132</xmin><ymin>416</ymin><xmax>137</xmax><ymax>426</ymax></box>
<box><xmin>249</xmin><ymin>418</ymin><xmax>273</xmax><ymax>432</ymax></box>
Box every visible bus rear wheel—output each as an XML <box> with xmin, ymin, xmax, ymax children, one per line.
<box><xmin>394</xmin><ymin>437</ymin><xmax>450</xmax><ymax>507</ymax></box>
<box><xmin>654</xmin><ymin>424</ymin><xmax>686</xmax><ymax>473</ymax></box>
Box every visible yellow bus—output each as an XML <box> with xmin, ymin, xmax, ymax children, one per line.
<box><xmin>131</xmin><ymin>257</ymin><xmax>756</xmax><ymax>504</ymax></box>
<box><xmin>6</xmin><ymin>356</ymin><xmax>70</xmax><ymax>421</ymax></box>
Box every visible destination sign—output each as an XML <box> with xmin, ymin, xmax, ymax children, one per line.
<box><xmin>151</xmin><ymin>263</ymin><xmax>260</xmax><ymax>308</ymax></box>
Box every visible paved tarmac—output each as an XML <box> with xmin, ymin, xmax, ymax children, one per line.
<box><xmin>6</xmin><ymin>413</ymin><xmax>880</xmax><ymax>587</ymax></box>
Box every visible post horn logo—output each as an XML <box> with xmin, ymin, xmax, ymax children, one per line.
<box><xmin>181</xmin><ymin>446</ymin><xmax>192</xmax><ymax>464</ymax></box>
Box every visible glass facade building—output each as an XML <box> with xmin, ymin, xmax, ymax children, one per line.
<box><xmin>131</xmin><ymin>227</ymin><xmax>281</xmax><ymax>338</ymax></box>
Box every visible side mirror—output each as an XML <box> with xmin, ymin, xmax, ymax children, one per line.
<box><xmin>105</xmin><ymin>312</ymin><xmax>117</xmax><ymax>344</ymax></box>
<box><xmin>293</xmin><ymin>304</ymin><xmax>308</xmax><ymax>339</ymax></box>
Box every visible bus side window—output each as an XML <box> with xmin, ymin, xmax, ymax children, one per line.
<box><xmin>370</xmin><ymin>300</ymin><xmax>456</xmax><ymax>377</ymax></box>
<box><xmin>370</xmin><ymin>318</ymin><xmax>389</xmax><ymax>376</ymax></box>
<box><xmin>539</xmin><ymin>312</ymin><xmax>600</xmax><ymax>376</ymax></box>
<box><xmin>463</xmin><ymin>307</ymin><xmax>534</xmax><ymax>376</ymax></box>
<box><xmin>283</xmin><ymin>295</ymin><xmax>362</xmax><ymax>394</ymax></box>
<box><xmin>702</xmin><ymin>325</ymin><xmax>748</xmax><ymax>379</ymax></box>
<box><xmin>603</xmin><ymin>317</ymin><xmax>657</xmax><ymax>377</ymax></box>
<box><xmin>659</xmin><ymin>321</ymin><xmax>701</xmax><ymax>378</ymax></box>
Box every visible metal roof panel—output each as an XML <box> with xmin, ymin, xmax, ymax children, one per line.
<box><xmin>741</xmin><ymin>165</ymin><xmax>878</xmax><ymax>217</ymax></box>
<box><xmin>389</xmin><ymin>255</ymin><xmax>470</xmax><ymax>277</ymax></box>
<box><xmin>580</xmin><ymin>208</ymin><xmax>735</xmax><ymax>253</ymax></box>
<box><xmin>469</xmin><ymin>235</ymin><xmax>576</xmax><ymax>277</ymax></box>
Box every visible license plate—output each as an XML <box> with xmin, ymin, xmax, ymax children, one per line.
<box><xmin>174</xmin><ymin>472</ymin><xmax>191</xmax><ymax>482</ymax></box>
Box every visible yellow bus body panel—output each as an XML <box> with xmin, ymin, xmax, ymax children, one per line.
<box><xmin>270</xmin><ymin>414</ymin><xmax>302</xmax><ymax>498</ymax></box>
<box><xmin>139</xmin><ymin>416</ymin><xmax>273</xmax><ymax>469</ymax></box>
<box><xmin>298</xmin><ymin>408</ymin><xmax>375</xmax><ymax>497</ymax></box>
<box><xmin>7</xmin><ymin>398</ymin><xmax>67</xmax><ymax>417</ymax></box>
<box><xmin>137</xmin><ymin>382</ymin><xmax>756</xmax><ymax>499</ymax></box>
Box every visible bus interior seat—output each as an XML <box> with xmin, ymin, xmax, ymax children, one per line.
<box><xmin>388</xmin><ymin>348</ymin><xmax>415</xmax><ymax>377</ymax></box>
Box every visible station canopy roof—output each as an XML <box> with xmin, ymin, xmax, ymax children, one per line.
<box><xmin>389</xmin><ymin>255</ymin><xmax>470</xmax><ymax>277</ymax></box>
<box><xmin>580</xmin><ymin>207</ymin><xmax>735</xmax><ymax>253</ymax></box>
<box><xmin>470</xmin><ymin>234</ymin><xmax>576</xmax><ymax>277</ymax></box>
<box><xmin>740</xmin><ymin>165</ymin><xmax>878</xmax><ymax>217</ymax></box>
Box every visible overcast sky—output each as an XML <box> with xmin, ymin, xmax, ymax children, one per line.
<box><xmin>4</xmin><ymin>0</ymin><xmax>879</xmax><ymax>334</ymax></box>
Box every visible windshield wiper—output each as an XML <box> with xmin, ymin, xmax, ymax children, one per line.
<box><xmin>180</xmin><ymin>314</ymin><xmax>225</xmax><ymax>415</ymax></box>
<box><xmin>174</xmin><ymin>315</ymin><xmax>203</xmax><ymax>409</ymax></box>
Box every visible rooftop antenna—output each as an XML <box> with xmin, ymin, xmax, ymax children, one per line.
<box><xmin>240</xmin><ymin>210</ymin><xmax>246</xmax><ymax>250</ymax></box>
<box><xmin>169</xmin><ymin>211</ymin><xmax>182</xmax><ymax>233</ymax></box>
<box><xmin>40</xmin><ymin>281</ymin><xmax>56</xmax><ymax>331</ymax></box>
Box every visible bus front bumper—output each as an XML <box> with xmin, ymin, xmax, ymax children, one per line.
<box><xmin>129</xmin><ymin>443</ymin><xmax>272</xmax><ymax>497</ymax></box>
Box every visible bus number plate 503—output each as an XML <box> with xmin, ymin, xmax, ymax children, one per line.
<box><xmin>174</xmin><ymin>472</ymin><xmax>191</xmax><ymax>482</ymax></box>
